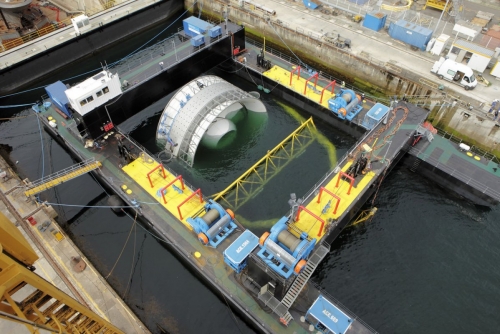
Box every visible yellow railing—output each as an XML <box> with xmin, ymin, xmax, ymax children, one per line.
<box><xmin>213</xmin><ymin>117</ymin><xmax>317</xmax><ymax>210</ymax></box>
<box><xmin>1</xmin><ymin>1</ymin><xmax>124</xmax><ymax>53</ymax></box>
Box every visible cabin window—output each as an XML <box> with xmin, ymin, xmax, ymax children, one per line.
<box><xmin>447</xmin><ymin>70</ymin><xmax>456</xmax><ymax>76</ymax></box>
<box><xmin>102</xmin><ymin>86</ymin><xmax>109</xmax><ymax>94</ymax></box>
<box><xmin>86</xmin><ymin>95</ymin><xmax>94</xmax><ymax>102</ymax></box>
<box><xmin>80</xmin><ymin>99</ymin><xmax>87</xmax><ymax>106</ymax></box>
<box><xmin>450</xmin><ymin>47</ymin><xmax>460</xmax><ymax>55</ymax></box>
<box><xmin>470</xmin><ymin>74</ymin><xmax>476</xmax><ymax>82</ymax></box>
<box><xmin>96</xmin><ymin>91</ymin><xmax>103</xmax><ymax>97</ymax></box>
<box><xmin>77</xmin><ymin>21</ymin><xmax>84</xmax><ymax>29</ymax></box>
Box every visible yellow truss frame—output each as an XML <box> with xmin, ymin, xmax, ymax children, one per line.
<box><xmin>213</xmin><ymin>117</ymin><xmax>316</xmax><ymax>210</ymax></box>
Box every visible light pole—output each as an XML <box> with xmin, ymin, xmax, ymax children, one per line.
<box><xmin>434</xmin><ymin>0</ymin><xmax>451</xmax><ymax>34</ymax></box>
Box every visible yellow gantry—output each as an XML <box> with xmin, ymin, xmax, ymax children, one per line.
<box><xmin>0</xmin><ymin>222</ymin><xmax>123</xmax><ymax>334</ymax></box>
<box><xmin>213</xmin><ymin>117</ymin><xmax>316</xmax><ymax>210</ymax></box>
<box><xmin>24</xmin><ymin>159</ymin><xmax>102</xmax><ymax>197</ymax></box>
<box><xmin>290</xmin><ymin>161</ymin><xmax>376</xmax><ymax>240</ymax></box>
<box><xmin>263</xmin><ymin>66</ymin><xmax>336</xmax><ymax>110</ymax></box>
<box><xmin>122</xmin><ymin>155</ymin><xmax>205</xmax><ymax>229</ymax></box>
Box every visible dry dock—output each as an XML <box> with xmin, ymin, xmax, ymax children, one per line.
<box><xmin>0</xmin><ymin>156</ymin><xmax>148</xmax><ymax>334</ymax></box>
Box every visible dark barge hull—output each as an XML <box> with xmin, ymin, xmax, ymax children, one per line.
<box><xmin>41</xmin><ymin>121</ymin><xmax>270</xmax><ymax>334</ymax></box>
<box><xmin>402</xmin><ymin>154</ymin><xmax>497</xmax><ymax>206</ymax></box>
<box><xmin>236</xmin><ymin>66</ymin><xmax>415</xmax><ymax>245</ymax></box>
<box><xmin>0</xmin><ymin>0</ymin><xmax>184</xmax><ymax>95</ymax></box>
<box><xmin>39</xmin><ymin>26</ymin><xmax>268</xmax><ymax>334</ymax></box>
<box><xmin>76</xmin><ymin>27</ymin><xmax>246</xmax><ymax>139</ymax></box>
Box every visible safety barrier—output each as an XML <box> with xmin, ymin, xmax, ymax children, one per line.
<box><xmin>408</xmin><ymin>146</ymin><xmax>500</xmax><ymax>202</ymax></box>
<box><xmin>0</xmin><ymin>0</ymin><xmax>130</xmax><ymax>53</ymax></box>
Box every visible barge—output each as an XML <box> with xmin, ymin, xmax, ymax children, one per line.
<box><xmin>24</xmin><ymin>13</ymin><xmax>499</xmax><ymax>334</ymax></box>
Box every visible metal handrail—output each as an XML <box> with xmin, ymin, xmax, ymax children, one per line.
<box><xmin>408</xmin><ymin>146</ymin><xmax>500</xmax><ymax>201</ymax></box>
<box><xmin>1</xmin><ymin>0</ymin><xmax>130</xmax><ymax>53</ymax></box>
<box><xmin>245</xmin><ymin>37</ymin><xmax>388</xmax><ymax>103</ymax></box>
<box><xmin>26</xmin><ymin>158</ymin><xmax>98</xmax><ymax>187</ymax></box>
<box><xmin>433</xmin><ymin>128</ymin><xmax>500</xmax><ymax>164</ymax></box>
<box><xmin>299</xmin><ymin>115</ymin><xmax>386</xmax><ymax>207</ymax></box>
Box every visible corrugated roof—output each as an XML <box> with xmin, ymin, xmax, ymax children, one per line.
<box><xmin>453</xmin><ymin>39</ymin><xmax>495</xmax><ymax>57</ymax></box>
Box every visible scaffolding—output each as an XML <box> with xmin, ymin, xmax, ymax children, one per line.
<box><xmin>213</xmin><ymin>118</ymin><xmax>316</xmax><ymax>210</ymax></box>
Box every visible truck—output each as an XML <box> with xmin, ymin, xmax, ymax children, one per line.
<box><xmin>431</xmin><ymin>57</ymin><xmax>477</xmax><ymax>90</ymax></box>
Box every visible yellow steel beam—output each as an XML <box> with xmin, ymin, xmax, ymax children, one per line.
<box><xmin>0</xmin><ymin>211</ymin><xmax>38</xmax><ymax>266</ymax></box>
<box><xmin>349</xmin><ymin>207</ymin><xmax>378</xmax><ymax>227</ymax></box>
<box><xmin>214</xmin><ymin>117</ymin><xmax>315</xmax><ymax>201</ymax></box>
<box><xmin>24</xmin><ymin>161</ymin><xmax>101</xmax><ymax>197</ymax></box>
<box><xmin>0</xmin><ymin>243</ymin><xmax>123</xmax><ymax>334</ymax></box>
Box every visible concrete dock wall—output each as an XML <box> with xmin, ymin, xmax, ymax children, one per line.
<box><xmin>190</xmin><ymin>0</ymin><xmax>500</xmax><ymax>155</ymax></box>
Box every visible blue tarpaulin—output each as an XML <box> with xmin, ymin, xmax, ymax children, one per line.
<box><xmin>45</xmin><ymin>81</ymin><xmax>71</xmax><ymax>117</ymax></box>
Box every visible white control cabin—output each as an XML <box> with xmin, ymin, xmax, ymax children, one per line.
<box><xmin>65</xmin><ymin>71</ymin><xmax>122</xmax><ymax>116</ymax></box>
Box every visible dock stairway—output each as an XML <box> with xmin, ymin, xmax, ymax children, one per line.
<box><xmin>279</xmin><ymin>242</ymin><xmax>330</xmax><ymax>325</ymax></box>
<box><xmin>24</xmin><ymin>159</ymin><xmax>102</xmax><ymax>197</ymax></box>
<box><xmin>257</xmin><ymin>242</ymin><xmax>330</xmax><ymax>326</ymax></box>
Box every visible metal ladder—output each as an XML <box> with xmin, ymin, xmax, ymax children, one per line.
<box><xmin>279</xmin><ymin>242</ymin><xmax>330</xmax><ymax>325</ymax></box>
<box><xmin>410</xmin><ymin>158</ymin><xmax>421</xmax><ymax>172</ymax></box>
<box><xmin>24</xmin><ymin>159</ymin><xmax>101</xmax><ymax>197</ymax></box>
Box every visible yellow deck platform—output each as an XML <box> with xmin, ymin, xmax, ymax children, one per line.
<box><xmin>263</xmin><ymin>66</ymin><xmax>336</xmax><ymax>109</ymax></box>
<box><xmin>291</xmin><ymin>161</ymin><xmax>376</xmax><ymax>240</ymax></box>
<box><xmin>122</xmin><ymin>157</ymin><xmax>206</xmax><ymax>230</ymax></box>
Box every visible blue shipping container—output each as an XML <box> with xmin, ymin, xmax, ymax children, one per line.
<box><xmin>191</xmin><ymin>34</ymin><xmax>205</xmax><ymax>47</ymax></box>
<box><xmin>183</xmin><ymin>16</ymin><xmax>212</xmax><ymax>37</ymax></box>
<box><xmin>388</xmin><ymin>20</ymin><xmax>433</xmax><ymax>51</ymax></box>
<box><xmin>363</xmin><ymin>11</ymin><xmax>387</xmax><ymax>32</ymax></box>
<box><xmin>209</xmin><ymin>26</ymin><xmax>221</xmax><ymax>38</ymax></box>
<box><xmin>45</xmin><ymin>81</ymin><xmax>71</xmax><ymax>118</ymax></box>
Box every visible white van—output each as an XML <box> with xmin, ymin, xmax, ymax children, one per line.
<box><xmin>431</xmin><ymin>57</ymin><xmax>477</xmax><ymax>90</ymax></box>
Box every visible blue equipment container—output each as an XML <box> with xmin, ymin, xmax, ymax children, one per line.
<box><xmin>363</xmin><ymin>11</ymin><xmax>387</xmax><ymax>32</ymax></box>
<box><xmin>45</xmin><ymin>81</ymin><xmax>71</xmax><ymax>118</ymax></box>
<box><xmin>191</xmin><ymin>34</ymin><xmax>205</xmax><ymax>47</ymax></box>
<box><xmin>183</xmin><ymin>16</ymin><xmax>212</xmax><ymax>37</ymax></box>
<box><xmin>224</xmin><ymin>230</ymin><xmax>260</xmax><ymax>273</ymax></box>
<box><xmin>305</xmin><ymin>295</ymin><xmax>353</xmax><ymax>333</ymax></box>
<box><xmin>208</xmin><ymin>26</ymin><xmax>221</xmax><ymax>38</ymax></box>
<box><xmin>257</xmin><ymin>217</ymin><xmax>316</xmax><ymax>279</ymax></box>
<box><xmin>186</xmin><ymin>200</ymin><xmax>237</xmax><ymax>247</ymax></box>
<box><xmin>388</xmin><ymin>20</ymin><xmax>433</xmax><ymax>51</ymax></box>
<box><xmin>361</xmin><ymin>103</ymin><xmax>390</xmax><ymax>130</ymax></box>
<box><xmin>303</xmin><ymin>0</ymin><xmax>319</xmax><ymax>9</ymax></box>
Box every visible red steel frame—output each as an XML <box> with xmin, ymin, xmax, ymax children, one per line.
<box><xmin>303</xmin><ymin>72</ymin><xmax>319</xmax><ymax>94</ymax></box>
<box><xmin>147</xmin><ymin>164</ymin><xmax>166</xmax><ymax>188</ymax></box>
<box><xmin>289</xmin><ymin>66</ymin><xmax>301</xmax><ymax>86</ymax></box>
<box><xmin>320</xmin><ymin>80</ymin><xmax>336</xmax><ymax>104</ymax></box>
<box><xmin>316</xmin><ymin>187</ymin><xmax>341</xmax><ymax>214</ymax></box>
<box><xmin>335</xmin><ymin>171</ymin><xmax>354</xmax><ymax>195</ymax></box>
<box><xmin>160</xmin><ymin>175</ymin><xmax>185</xmax><ymax>204</ymax></box>
<box><xmin>295</xmin><ymin>205</ymin><xmax>326</xmax><ymax>237</ymax></box>
<box><xmin>177</xmin><ymin>189</ymin><xmax>203</xmax><ymax>220</ymax></box>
